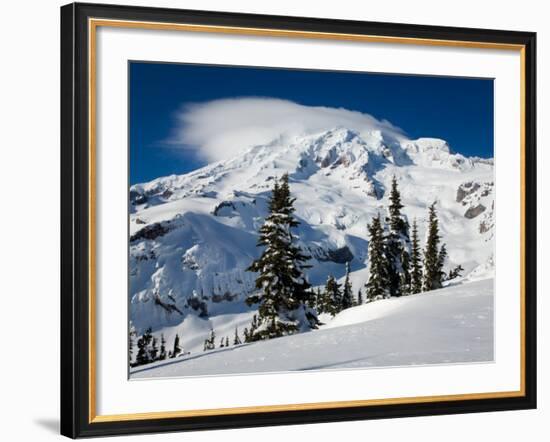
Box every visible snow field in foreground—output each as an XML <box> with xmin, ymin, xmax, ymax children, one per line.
<box><xmin>131</xmin><ymin>278</ymin><xmax>494</xmax><ymax>378</ymax></box>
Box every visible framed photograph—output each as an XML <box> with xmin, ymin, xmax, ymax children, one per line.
<box><xmin>60</xmin><ymin>2</ymin><xmax>536</xmax><ymax>438</ymax></box>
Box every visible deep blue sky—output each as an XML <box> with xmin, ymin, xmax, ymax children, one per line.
<box><xmin>130</xmin><ymin>62</ymin><xmax>494</xmax><ymax>184</ymax></box>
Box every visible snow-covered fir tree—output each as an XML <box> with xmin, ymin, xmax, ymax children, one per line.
<box><xmin>341</xmin><ymin>262</ymin><xmax>354</xmax><ymax>310</ymax></box>
<box><xmin>171</xmin><ymin>333</ymin><xmax>182</xmax><ymax>358</ymax></box>
<box><xmin>437</xmin><ymin>243</ymin><xmax>448</xmax><ymax>283</ymax></box>
<box><xmin>410</xmin><ymin>218</ymin><xmax>423</xmax><ymax>294</ymax></box>
<box><xmin>246</xmin><ymin>174</ymin><xmax>318</xmax><ymax>340</ymax></box>
<box><xmin>128</xmin><ymin>321</ymin><xmax>136</xmax><ymax>365</ymax></box>
<box><xmin>203</xmin><ymin>329</ymin><xmax>216</xmax><ymax>351</ymax></box>
<box><xmin>159</xmin><ymin>333</ymin><xmax>167</xmax><ymax>360</ymax></box>
<box><xmin>150</xmin><ymin>337</ymin><xmax>159</xmax><ymax>361</ymax></box>
<box><xmin>423</xmin><ymin>202</ymin><xmax>443</xmax><ymax>291</ymax></box>
<box><xmin>136</xmin><ymin>327</ymin><xmax>153</xmax><ymax>366</ymax></box>
<box><xmin>322</xmin><ymin>275</ymin><xmax>342</xmax><ymax>316</ymax></box>
<box><xmin>448</xmin><ymin>264</ymin><xmax>464</xmax><ymax>280</ymax></box>
<box><xmin>233</xmin><ymin>327</ymin><xmax>242</xmax><ymax>345</ymax></box>
<box><xmin>356</xmin><ymin>288</ymin><xmax>363</xmax><ymax>306</ymax></box>
<box><xmin>366</xmin><ymin>214</ymin><xmax>389</xmax><ymax>301</ymax></box>
<box><xmin>384</xmin><ymin>176</ymin><xmax>411</xmax><ymax>296</ymax></box>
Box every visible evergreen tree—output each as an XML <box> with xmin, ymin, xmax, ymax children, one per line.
<box><xmin>246</xmin><ymin>174</ymin><xmax>318</xmax><ymax>340</ymax></box>
<box><xmin>448</xmin><ymin>264</ymin><xmax>464</xmax><ymax>280</ymax></box>
<box><xmin>159</xmin><ymin>333</ymin><xmax>167</xmax><ymax>360</ymax></box>
<box><xmin>437</xmin><ymin>243</ymin><xmax>448</xmax><ymax>283</ymax></box>
<box><xmin>171</xmin><ymin>333</ymin><xmax>181</xmax><ymax>358</ymax></box>
<box><xmin>323</xmin><ymin>275</ymin><xmax>342</xmax><ymax>316</ymax></box>
<box><xmin>341</xmin><ymin>262</ymin><xmax>354</xmax><ymax>310</ymax></box>
<box><xmin>136</xmin><ymin>327</ymin><xmax>153</xmax><ymax>366</ymax></box>
<box><xmin>225</xmin><ymin>336</ymin><xmax>229</xmax><ymax>347</ymax></box>
<box><xmin>316</xmin><ymin>286</ymin><xmax>328</xmax><ymax>314</ymax></box>
<box><xmin>150</xmin><ymin>337</ymin><xmax>159</xmax><ymax>361</ymax></box>
<box><xmin>243</xmin><ymin>327</ymin><xmax>250</xmax><ymax>342</ymax></box>
<box><xmin>384</xmin><ymin>176</ymin><xmax>411</xmax><ymax>296</ymax></box>
<box><xmin>356</xmin><ymin>288</ymin><xmax>363</xmax><ymax>306</ymax></box>
<box><xmin>220</xmin><ymin>337</ymin><xmax>225</xmax><ymax>348</ymax></box>
<box><xmin>315</xmin><ymin>287</ymin><xmax>322</xmax><ymax>310</ymax></box>
<box><xmin>313</xmin><ymin>287</ymin><xmax>325</xmax><ymax>313</ymax></box>
<box><xmin>366</xmin><ymin>214</ymin><xmax>389</xmax><ymax>302</ymax></box>
<box><xmin>172</xmin><ymin>333</ymin><xmax>182</xmax><ymax>358</ymax></box>
<box><xmin>410</xmin><ymin>218</ymin><xmax>423</xmax><ymax>294</ymax></box>
<box><xmin>233</xmin><ymin>327</ymin><xmax>242</xmax><ymax>345</ymax></box>
<box><xmin>128</xmin><ymin>322</ymin><xmax>136</xmax><ymax>365</ymax></box>
<box><xmin>245</xmin><ymin>314</ymin><xmax>259</xmax><ymax>342</ymax></box>
<box><xmin>205</xmin><ymin>329</ymin><xmax>216</xmax><ymax>350</ymax></box>
<box><xmin>422</xmin><ymin>202</ymin><xmax>443</xmax><ymax>291</ymax></box>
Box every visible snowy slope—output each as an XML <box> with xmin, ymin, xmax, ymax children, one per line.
<box><xmin>130</xmin><ymin>278</ymin><xmax>494</xmax><ymax>378</ymax></box>
<box><xmin>129</xmin><ymin>127</ymin><xmax>494</xmax><ymax>334</ymax></box>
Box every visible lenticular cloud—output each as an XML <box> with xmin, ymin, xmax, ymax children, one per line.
<box><xmin>168</xmin><ymin>97</ymin><xmax>405</xmax><ymax>162</ymax></box>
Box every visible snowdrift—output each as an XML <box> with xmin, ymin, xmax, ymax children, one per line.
<box><xmin>131</xmin><ymin>278</ymin><xmax>494</xmax><ymax>378</ymax></box>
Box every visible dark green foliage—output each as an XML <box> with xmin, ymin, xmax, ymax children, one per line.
<box><xmin>233</xmin><ymin>327</ymin><xmax>242</xmax><ymax>345</ymax></box>
<box><xmin>341</xmin><ymin>262</ymin><xmax>354</xmax><ymax>310</ymax></box>
<box><xmin>384</xmin><ymin>176</ymin><xmax>411</xmax><ymax>296</ymax></box>
<box><xmin>172</xmin><ymin>333</ymin><xmax>182</xmax><ymax>358</ymax></box>
<box><xmin>410</xmin><ymin>218</ymin><xmax>423</xmax><ymax>294</ymax></box>
<box><xmin>246</xmin><ymin>174</ymin><xmax>318</xmax><ymax>340</ymax></box>
<box><xmin>244</xmin><ymin>314</ymin><xmax>259</xmax><ymax>343</ymax></box>
<box><xmin>423</xmin><ymin>202</ymin><xmax>443</xmax><ymax>291</ymax></box>
<box><xmin>356</xmin><ymin>288</ymin><xmax>363</xmax><ymax>306</ymax></box>
<box><xmin>159</xmin><ymin>334</ymin><xmax>167</xmax><ymax>360</ymax></box>
<box><xmin>318</xmin><ymin>275</ymin><xmax>342</xmax><ymax>316</ymax></box>
<box><xmin>203</xmin><ymin>329</ymin><xmax>215</xmax><ymax>351</ymax></box>
<box><xmin>136</xmin><ymin>327</ymin><xmax>153</xmax><ymax>366</ymax></box>
<box><xmin>437</xmin><ymin>243</ymin><xmax>448</xmax><ymax>283</ymax></box>
<box><xmin>448</xmin><ymin>264</ymin><xmax>464</xmax><ymax>280</ymax></box>
<box><xmin>128</xmin><ymin>322</ymin><xmax>136</xmax><ymax>364</ymax></box>
<box><xmin>388</xmin><ymin>175</ymin><xmax>406</xmax><ymax>233</ymax></box>
<box><xmin>315</xmin><ymin>286</ymin><xmax>327</xmax><ymax>314</ymax></box>
<box><xmin>366</xmin><ymin>214</ymin><xmax>389</xmax><ymax>302</ymax></box>
<box><xmin>150</xmin><ymin>337</ymin><xmax>159</xmax><ymax>361</ymax></box>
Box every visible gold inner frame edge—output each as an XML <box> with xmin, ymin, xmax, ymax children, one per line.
<box><xmin>87</xmin><ymin>18</ymin><xmax>527</xmax><ymax>424</ymax></box>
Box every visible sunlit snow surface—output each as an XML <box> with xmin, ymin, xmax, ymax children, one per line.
<box><xmin>130</xmin><ymin>278</ymin><xmax>493</xmax><ymax>378</ymax></box>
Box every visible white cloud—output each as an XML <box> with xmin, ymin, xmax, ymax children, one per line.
<box><xmin>168</xmin><ymin>97</ymin><xmax>406</xmax><ymax>162</ymax></box>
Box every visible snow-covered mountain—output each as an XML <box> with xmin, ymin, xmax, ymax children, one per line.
<box><xmin>129</xmin><ymin>127</ymin><xmax>494</xmax><ymax>334</ymax></box>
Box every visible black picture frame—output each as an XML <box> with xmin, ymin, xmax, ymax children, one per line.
<box><xmin>61</xmin><ymin>2</ymin><xmax>537</xmax><ymax>438</ymax></box>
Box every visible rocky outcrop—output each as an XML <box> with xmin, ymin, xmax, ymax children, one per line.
<box><xmin>456</xmin><ymin>181</ymin><xmax>481</xmax><ymax>203</ymax></box>
<box><xmin>212</xmin><ymin>201</ymin><xmax>237</xmax><ymax>217</ymax></box>
<box><xmin>130</xmin><ymin>222</ymin><xmax>170</xmax><ymax>242</ymax></box>
<box><xmin>313</xmin><ymin>245</ymin><xmax>354</xmax><ymax>264</ymax></box>
<box><xmin>464</xmin><ymin>204</ymin><xmax>486</xmax><ymax>219</ymax></box>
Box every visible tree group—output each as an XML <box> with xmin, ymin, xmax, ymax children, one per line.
<box><xmin>130</xmin><ymin>328</ymin><xmax>185</xmax><ymax>367</ymax></box>
<box><xmin>365</xmin><ymin>177</ymin><xmax>454</xmax><ymax>301</ymax></box>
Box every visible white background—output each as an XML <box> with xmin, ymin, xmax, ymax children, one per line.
<box><xmin>0</xmin><ymin>0</ymin><xmax>546</xmax><ymax>440</ymax></box>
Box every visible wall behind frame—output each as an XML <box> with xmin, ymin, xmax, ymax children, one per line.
<box><xmin>0</xmin><ymin>0</ymin><xmax>545</xmax><ymax>441</ymax></box>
